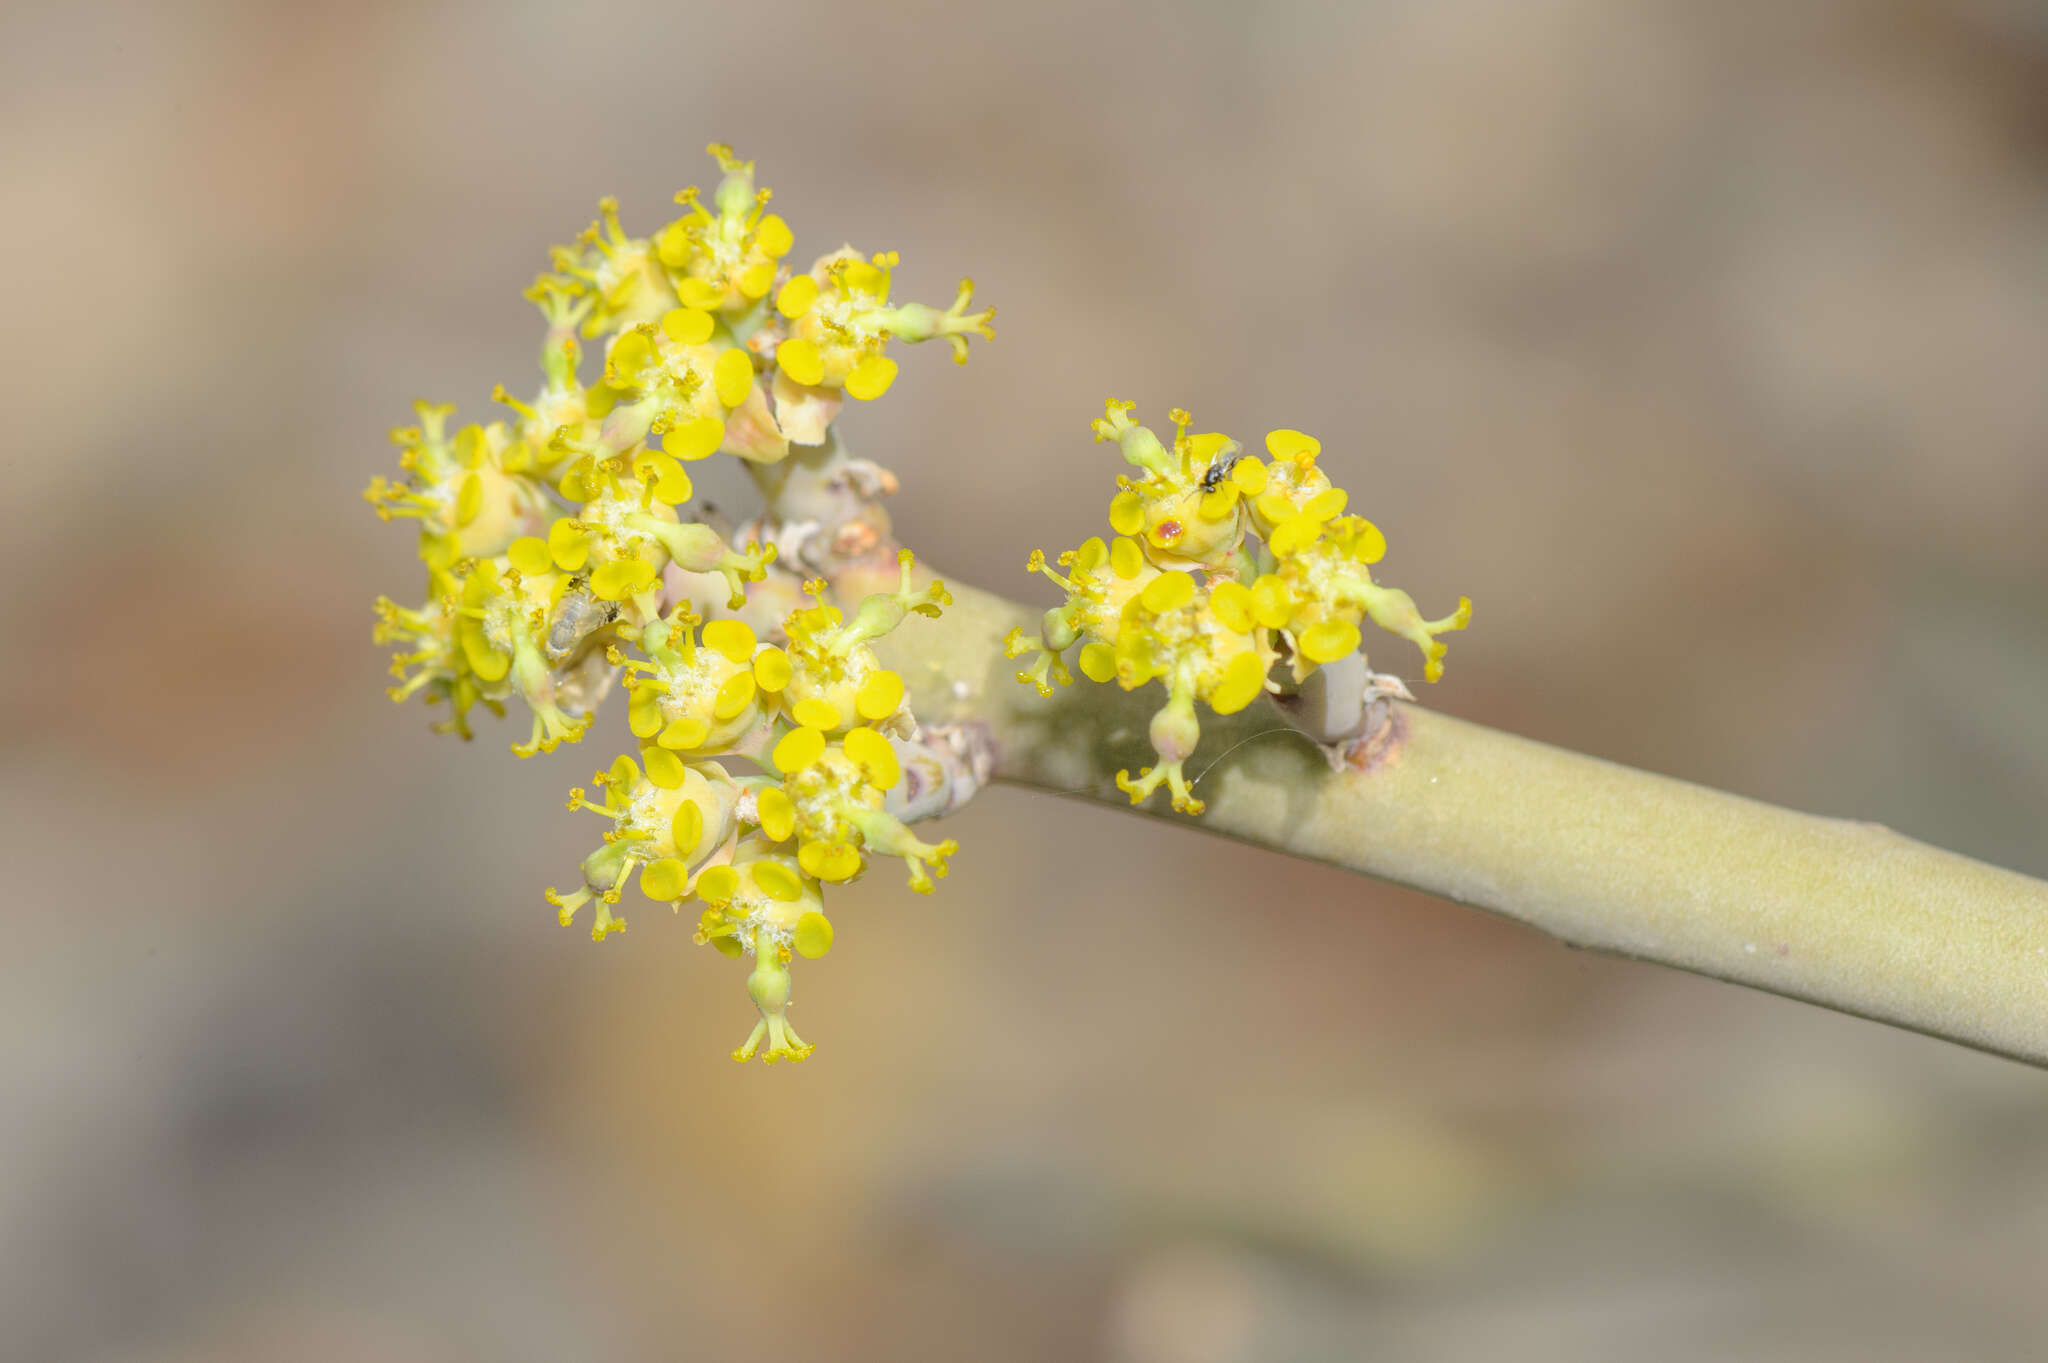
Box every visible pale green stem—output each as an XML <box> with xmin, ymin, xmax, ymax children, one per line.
<box><xmin>876</xmin><ymin>580</ymin><xmax>2048</xmax><ymax>1068</ymax></box>
<box><xmin>744</xmin><ymin>429</ymin><xmax>890</xmax><ymax>539</ymax></box>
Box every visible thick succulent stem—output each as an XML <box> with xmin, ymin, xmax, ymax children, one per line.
<box><xmin>875</xmin><ymin>580</ymin><xmax>2048</xmax><ymax>1068</ymax></box>
<box><xmin>743</xmin><ymin>429</ymin><xmax>897</xmax><ymax>567</ymax></box>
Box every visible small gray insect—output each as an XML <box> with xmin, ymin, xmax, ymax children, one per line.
<box><xmin>548</xmin><ymin>584</ymin><xmax>618</xmax><ymax>661</ymax></box>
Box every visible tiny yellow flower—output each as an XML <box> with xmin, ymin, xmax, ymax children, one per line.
<box><xmin>771</xmin><ymin>247</ymin><xmax>993</xmax><ymax>411</ymax></box>
<box><xmin>654</xmin><ymin>145</ymin><xmax>796</xmax><ymax>318</ymax></box>
<box><xmin>777</xmin><ymin>551</ymin><xmax>945</xmax><ymax>737</ymax></box>
<box><xmin>444</xmin><ymin>557</ymin><xmax>602</xmax><ymax>757</ymax></box>
<box><xmin>546</xmin><ymin>752</ymin><xmax>741</xmax><ymax>941</ymax></box>
<box><xmin>540</xmin><ymin>196</ymin><xmax>679</xmax><ymax>339</ymax></box>
<box><xmin>690</xmin><ymin>845</ymin><xmax>849</xmax><ymax>1062</ymax></box>
<box><xmin>364</xmin><ymin>402</ymin><xmax>554</xmax><ymax>567</ymax></box>
<box><xmin>1016</xmin><ymin>400</ymin><xmax>1474</xmax><ymax>813</ymax></box>
<box><xmin>1089</xmin><ymin>405</ymin><xmax>1249</xmax><ymax>571</ymax></box>
<box><xmin>614</xmin><ymin>605</ymin><xmax>787</xmax><ymax>758</ymax></box>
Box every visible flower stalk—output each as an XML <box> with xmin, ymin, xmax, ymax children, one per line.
<box><xmin>875</xmin><ymin>579</ymin><xmax>2048</xmax><ymax>1069</ymax></box>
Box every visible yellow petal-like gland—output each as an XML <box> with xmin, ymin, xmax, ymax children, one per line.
<box><xmin>674</xmin><ymin>278</ymin><xmax>723</xmax><ymax>309</ymax></box>
<box><xmin>840</xmin><ymin>258</ymin><xmax>885</xmax><ymax>294</ymax></box>
<box><xmin>773</xmin><ymin>725</ymin><xmax>826</xmax><ymax>773</ymax></box>
<box><xmin>757</xmin><ymin>787</ymin><xmax>796</xmax><ymax>842</ymax></box>
<box><xmin>1229</xmin><ymin>458</ymin><xmax>1268</xmax><ymax>494</ymax></box>
<box><xmin>1209</xmin><ymin>651</ymin><xmax>1269</xmax><ymax>715</ymax></box>
<box><xmin>1250</xmin><ymin>575</ymin><xmax>1294</xmax><ymax>629</ymax></box>
<box><xmin>793</xmin><ymin>911</ymin><xmax>833</xmax><ymax>959</ymax></box>
<box><xmin>702</xmin><ymin>618</ymin><xmax>756</xmax><ymax>663</ymax></box>
<box><xmin>1108</xmin><ymin>490</ymin><xmax>1144</xmax><ymax>536</ymax></box>
<box><xmin>1299</xmin><ymin>619</ymin><xmax>1363</xmax><ymax>664</ymax></box>
<box><xmin>629</xmin><ymin>692</ymin><xmax>664</xmax><ymax>738</ymax></box>
<box><xmin>655</xmin><ymin>223</ymin><xmax>691</xmax><ymax>268</ymax></box>
<box><xmin>776</xmin><ymin>274</ymin><xmax>819</xmax><ymax>319</ymax></box>
<box><xmin>713</xmin><ymin>347</ymin><xmax>755</xmax><ymax>408</ymax></box>
<box><xmin>737</xmin><ymin>259</ymin><xmax>777</xmax><ymax>299</ymax></box>
<box><xmin>1139</xmin><ymin>571</ymin><xmax>1196</xmax><ymax>614</ymax></box>
<box><xmin>641</xmin><ymin>744</ymin><xmax>686</xmax><ymax>789</ymax></box>
<box><xmin>660</xmin><ymin>715</ymin><xmax>710</xmax><ymax>750</ymax></box>
<box><xmin>1109</xmin><ymin>537</ymin><xmax>1146</xmax><ymax>580</ymax></box>
<box><xmin>464</xmin><ymin>559</ymin><xmax>503</xmax><ymax>601</ymax></box>
<box><xmin>647</xmin><ymin>455</ymin><xmax>694</xmax><ymax>504</ymax></box>
<box><xmin>1303</xmin><ymin>487</ymin><xmax>1347</xmax><ymax>521</ymax></box>
<box><xmin>1113</xmin><ymin>630</ymin><xmax>1157</xmax><ymax>688</ymax></box>
<box><xmin>776</xmin><ymin>337</ymin><xmax>825</xmax><ymax>387</ymax></box>
<box><xmin>609</xmin><ymin>752</ymin><xmax>641</xmax><ymax>788</ymax></box>
<box><xmin>460</xmin><ymin>625</ymin><xmax>511</xmax><ymax>682</ymax></box>
<box><xmin>1351</xmin><ymin>519</ymin><xmax>1387</xmax><ymax>564</ymax></box>
<box><xmin>455</xmin><ymin>472</ymin><xmax>483</xmax><ymax>527</ymax></box>
<box><xmin>1269</xmin><ymin>512</ymin><xmax>1325</xmax><ymax>558</ymax></box>
<box><xmin>608</xmin><ymin>330</ymin><xmax>658</xmax><ymax>387</ymax></box>
<box><xmin>1187</xmin><ymin>431</ymin><xmax>1231</xmax><ymax>461</ymax></box>
<box><xmin>750</xmin><ymin>860</ymin><xmax>803</xmax><ymax>902</ymax></box>
<box><xmin>1198</xmin><ymin>488</ymin><xmax>1238</xmax><ymax>521</ymax></box>
<box><xmin>756</xmin><ymin>213</ymin><xmax>794</xmax><ymax>258</ymax></box>
<box><xmin>799</xmin><ymin>841</ymin><xmax>863</xmax><ymax>883</ymax></box>
<box><xmin>855</xmin><ymin>669</ymin><xmax>904</xmax><ymax>721</ymax></box>
<box><xmin>591</xmin><ymin>558</ymin><xmax>658</xmax><ymax>601</ymax></box>
<box><xmin>845</xmin><ymin>354</ymin><xmax>898</xmax><ymax>401</ymax></box>
<box><xmin>711</xmin><ymin>933</ymin><xmax>744</xmax><ymax>958</ymax></box>
<box><xmin>672</xmin><ymin>799</ymin><xmax>704</xmax><ymax>858</ymax></box>
<box><xmin>668</xmin><ymin>415</ymin><xmax>725</xmax><ymax>461</ymax></box>
<box><xmin>713</xmin><ymin>671</ymin><xmax>758</xmax><ymax>720</ymax></box>
<box><xmin>1265</xmin><ymin>428</ymin><xmax>1321</xmax><ymax>462</ymax></box>
<box><xmin>1073</xmin><ymin>537</ymin><xmax>1109</xmax><ymax>572</ymax></box>
<box><xmin>557</xmin><ymin>459</ymin><xmax>596</xmax><ymax>502</ymax></box>
<box><xmin>508</xmin><ymin>536</ymin><xmax>554</xmax><ymax>576</ymax></box>
<box><xmin>548</xmin><ymin>517</ymin><xmax>591</xmax><ymax>571</ymax></box>
<box><xmin>753</xmin><ymin>647</ymin><xmax>792</xmax><ymax>691</ymax></box>
<box><xmin>1255</xmin><ymin>489</ymin><xmax>1298</xmax><ymax>527</ymax></box>
<box><xmin>844</xmin><ymin>725</ymin><xmax>902</xmax><ymax>790</ymax></box>
<box><xmin>695</xmin><ymin>864</ymin><xmax>740</xmax><ymax>904</ymax></box>
<box><xmin>1078</xmin><ymin>642</ymin><xmax>1117</xmax><ymax>683</ymax></box>
<box><xmin>792</xmin><ymin>696</ymin><xmax>841</xmax><ymax>731</ymax></box>
<box><xmin>640</xmin><ymin>858</ymin><xmax>688</xmax><ymax>901</ymax></box>
<box><xmin>1209</xmin><ymin>580</ymin><xmax>1256</xmax><ymax>633</ymax></box>
<box><xmin>660</xmin><ymin>307</ymin><xmax>715</xmax><ymax>345</ymax></box>
<box><xmin>1145</xmin><ymin>518</ymin><xmax>1186</xmax><ymax>552</ymax></box>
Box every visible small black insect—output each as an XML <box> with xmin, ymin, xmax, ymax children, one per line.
<box><xmin>1199</xmin><ymin>451</ymin><xmax>1243</xmax><ymax>492</ymax></box>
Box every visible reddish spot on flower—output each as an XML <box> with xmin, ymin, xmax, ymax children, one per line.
<box><xmin>1154</xmin><ymin>519</ymin><xmax>1183</xmax><ymax>544</ymax></box>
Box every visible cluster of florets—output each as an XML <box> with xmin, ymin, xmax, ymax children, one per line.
<box><xmin>368</xmin><ymin>146</ymin><xmax>991</xmax><ymax>1062</ymax></box>
<box><xmin>547</xmin><ymin>552</ymin><xmax>957</xmax><ymax>1062</ymax></box>
<box><xmin>1011</xmin><ymin>402</ymin><xmax>1471</xmax><ymax>814</ymax></box>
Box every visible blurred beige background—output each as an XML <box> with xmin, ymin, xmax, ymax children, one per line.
<box><xmin>5</xmin><ymin>0</ymin><xmax>2047</xmax><ymax>1359</ymax></box>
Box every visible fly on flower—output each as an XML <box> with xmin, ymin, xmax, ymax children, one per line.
<box><xmin>1015</xmin><ymin>400</ymin><xmax>1470</xmax><ymax>813</ymax></box>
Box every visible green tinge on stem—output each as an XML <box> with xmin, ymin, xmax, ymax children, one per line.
<box><xmin>876</xmin><ymin>580</ymin><xmax>2048</xmax><ymax>1069</ymax></box>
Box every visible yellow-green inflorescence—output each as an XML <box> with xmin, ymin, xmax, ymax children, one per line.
<box><xmin>368</xmin><ymin>146</ymin><xmax>991</xmax><ymax>1063</ymax></box>
<box><xmin>1012</xmin><ymin>401</ymin><xmax>1471</xmax><ymax>815</ymax></box>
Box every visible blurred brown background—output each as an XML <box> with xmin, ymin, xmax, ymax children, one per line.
<box><xmin>5</xmin><ymin>0</ymin><xmax>2047</xmax><ymax>1359</ymax></box>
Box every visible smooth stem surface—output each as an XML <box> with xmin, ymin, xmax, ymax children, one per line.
<box><xmin>878</xmin><ymin>580</ymin><xmax>2048</xmax><ymax>1067</ymax></box>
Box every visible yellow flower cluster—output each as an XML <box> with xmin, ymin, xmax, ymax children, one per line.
<box><xmin>369</xmin><ymin>146</ymin><xmax>990</xmax><ymax>1062</ymax></box>
<box><xmin>1012</xmin><ymin>401</ymin><xmax>1471</xmax><ymax>814</ymax></box>
<box><xmin>547</xmin><ymin>551</ymin><xmax>955</xmax><ymax>1063</ymax></box>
